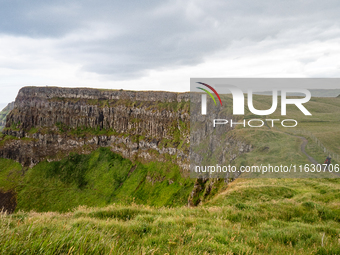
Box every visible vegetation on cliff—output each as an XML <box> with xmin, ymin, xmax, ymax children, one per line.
<box><xmin>0</xmin><ymin>148</ymin><xmax>194</xmax><ymax>212</ymax></box>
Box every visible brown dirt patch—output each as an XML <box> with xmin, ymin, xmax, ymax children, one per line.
<box><xmin>0</xmin><ymin>190</ymin><xmax>16</xmax><ymax>214</ymax></box>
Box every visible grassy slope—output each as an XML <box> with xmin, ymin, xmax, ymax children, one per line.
<box><xmin>250</xmin><ymin>95</ymin><xmax>340</xmax><ymax>160</ymax></box>
<box><xmin>194</xmin><ymin>94</ymin><xmax>340</xmax><ymax>178</ymax></box>
<box><xmin>0</xmin><ymin>159</ymin><xmax>22</xmax><ymax>191</ymax></box>
<box><xmin>0</xmin><ymin>177</ymin><xmax>339</xmax><ymax>254</ymax></box>
<box><xmin>221</xmin><ymin>94</ymin><xmax>340</xmax><ymax>172</ymax></box>
<box><xmin>0</xmin><ymin>148</ymin><xmax>194</xmax><ymax>212</ymax></box>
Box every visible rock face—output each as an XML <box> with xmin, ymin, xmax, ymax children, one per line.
<box><xmin>6</xmin><ymin>87</ymin><xmax>189</xmax><ymax>136</ymax></box>
<box><xmin>2</xmin><ymin>87</ymin><xmax>191</xmax><ymax>169</ymax></box>
<box><xmin>189</xmin><ymin>93</ymin><xmax>252</xmax><ymax>178</ymax></box>
<box><xmin>0</xmin><ymin>102</ymin><xmax>14</xmax><ymax>131</ymax></box>
<box><xmin>1</xmin><ymin>86</ymin><xmax>251</xmax><ymax>173</ymax></box>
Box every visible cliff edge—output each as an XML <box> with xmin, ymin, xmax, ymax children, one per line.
<box><xmin>2</xmin><ymin>87</ymin><xmax>190</xmax><ymax>169</ymax></box>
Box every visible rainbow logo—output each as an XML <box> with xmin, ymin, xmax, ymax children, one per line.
<box><xmin>196</xmin><ymin>82</ymin><xmax>223</xmax><ymax>106</ymax></box>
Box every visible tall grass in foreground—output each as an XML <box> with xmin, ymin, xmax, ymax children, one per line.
<box><xmin>1</xmin><ymin>178</ymin><xmax>340</xmax><ymax>255</ymax></box>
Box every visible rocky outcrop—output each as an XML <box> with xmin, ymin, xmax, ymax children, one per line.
<box><xmin>1</xmin><ymin>86</ymin><xmax>251</xmax><ymax>175</ymax></box>
<box><xmin>1</xmin><ymin>87</ymin><xmax>191</xmax><ymax>169</ymax></box>
<box><xmin>0</xmin><ymin>102</ymin><xmax>14</xmax><ymax>131</ymax></box>
<box><xmin>189</xmin><ymin>93</ymin><xmax>252</xmax><ymax>179</ymax></box>
<box><xmin>5</xmin><ymin>87</ymin><xmax>190</xmax><ymax>137</ymax></box>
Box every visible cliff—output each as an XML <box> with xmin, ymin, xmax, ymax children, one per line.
<box><xmin>0</xmin><ymin>102</ymin><xmax>14</xmax><ymax>131</ymax></box>
<box><xmin>2</xmin><ymin>87</ymin><xmax>190</xmax><ymax>169</ymax></box>
<box><xmin>0</xmin><ymin>87</ymin><xmax>252</xmax><ymax>210</ymax></box>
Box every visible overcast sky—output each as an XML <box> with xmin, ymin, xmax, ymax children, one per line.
<box><xmin>1</xmin><ymin>0</ymin><xmax>340</xmax><ymax>108</ymax></box>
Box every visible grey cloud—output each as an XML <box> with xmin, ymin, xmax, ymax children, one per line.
<box><xmin>1</xmin><ymin>0</ymin><xmax>340</xmax><ymax>79</ymax></box>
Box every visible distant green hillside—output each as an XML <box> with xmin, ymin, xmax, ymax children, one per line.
<box><xmin>256</xmin><ymin>89</ymin><xmax>340</xmax><ymax>97</ymax></box>
<box><xmin>223</xmin><ymin>93</ymin><xmax>340</xmax><ymax>172</ymax></box>
<box><xmin>309</xmin><ymin>89</ymin><xmax>340</xmax><ymax>97</ymax></box>
<box><xmin>0</xmin><ymin>102</ymin><xmax>14</xmax><ymax>131</ymax></box>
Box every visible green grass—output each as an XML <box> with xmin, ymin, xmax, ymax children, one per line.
<box><xmin>13</xmin><ymin>147</ymin><xmax>194</xmax><ymax>212</ymax></box>
<box><xmin>0</xmin><ymin>159</ymin><xmax>22</xmax><ymax>191</ymax></box>
<box><xmin>0</xmin><ymin>135</ymin><xmax>18</xmax><ymax>146</ymax></box>
<box><xmin>195</xmin><ymin>94</ymin><xmax>340</xmax><ymax>178</ymax></box>
<box><xmin>233</xmin><ymin>128</ymin><xmax>308</xmax><ymax>165</ymax></box>
<box><xmin>192</xmin><ymin>124</ymin><xmax>338</xmax><ymax>178</ymax></box>
<box><xmin>1</xmin><ymin>177</ymin><xmax>340</xmax><ymax>254</ymax></box>
<box><xmin>248</xmin><ymin>94</ymin><xmax>340</xmax><ymax>157</ymax></box>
